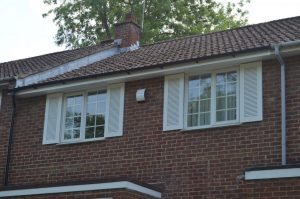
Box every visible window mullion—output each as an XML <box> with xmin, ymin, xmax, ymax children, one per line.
<box><xmin>211</xmin><ymin>72</ymin><xmax>216</xmax><ymax>126</ymax></box>
<box><xmin>81</xmin><ymin>92</ymin><xmax>87</xmax><ymax>140</ymax></box>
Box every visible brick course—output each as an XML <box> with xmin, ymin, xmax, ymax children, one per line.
<box><xmin>0</xmin><ymin>55</ymin><xmax>300</xmax><ymax>198</ymax></box>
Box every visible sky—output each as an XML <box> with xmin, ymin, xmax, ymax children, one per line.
<box><xmin>0</xmin><ymin>0</ymin><xmax>299</xmax><ymax>63</ymax></box>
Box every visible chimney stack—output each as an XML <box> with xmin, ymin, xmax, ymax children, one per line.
<box><xmin>114</xmin><ymin>12</ymin><xmax>141</xmax><ymax>51</ymax></box>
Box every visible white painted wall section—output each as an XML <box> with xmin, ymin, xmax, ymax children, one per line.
<box><xmin>16</xmin><ymin>47</ymin><xmax>120</xmax><ymax>88</ymax></box>
<box><xmin>0</xmin><ymin>181</ymin><xmax>162</xmax><ymax>198</ymax></box>
<box><xmin>245</xmin><ymin>168</ymin><xmax>300</xmax><ymax>180</ymax></box>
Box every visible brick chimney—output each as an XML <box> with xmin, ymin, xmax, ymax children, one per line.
<box><xmin>114</xmin><ymin>12</ymin><xmax>141</xmax><ymax>51</ymax></box>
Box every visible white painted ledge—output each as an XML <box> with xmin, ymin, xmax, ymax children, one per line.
<box><xmin>0</xmin><ymin>181</ymin><xmax>162</xmax><ymax>198</ymax></box>
<box><xmin>245</xmin><ymin>167</ymin><xmax>300</xmax><ymax>180</ymax></box>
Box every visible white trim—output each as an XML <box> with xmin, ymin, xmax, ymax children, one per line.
<box><xmin>163</xmin><ymin>73</ymin><xmax>184</xmax><ymax>131</ymax></box>
<box><xmin>16</xmin><ymin>47</ymin><xmax>120</xmax><ymax>88</ymax></box>
<box><xmin>0</xmin><ymin>181</ymin><xmax>162</xmax><ymax>198</ymax></box>
<box><xmin>16</xmin><ymin>50</ymin><xmax>274</xmax><ymax>97</ymax></box>
<box><xmin>184</xmin><ymin>68</ymin><xmax>239</xmax><ymax>130</ymax></box>
<box><xmin>245</xmin><ymin>168</ymin><xmax>300</xmax><ymax>180</ymax></box>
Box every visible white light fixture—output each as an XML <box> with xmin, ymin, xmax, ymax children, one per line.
<box><xmin>136</xmin><ymin>89</ymin><xmax>146</xmax><ymax>102</ymax></box>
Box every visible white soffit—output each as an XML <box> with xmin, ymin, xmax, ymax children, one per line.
<box><xmin>245</xmin><ymin>168</ymin><xmax>300</xmax><ymax>180</ymax></box>
<box><xmin>16</xmin><ymin>47</ymin><xmax>120</xmax><ymax>88</ymax></box>
<box><xmin>0</xmin><ymin>181</ymin><xmax>162</xmax><ymax>198</ymax></box>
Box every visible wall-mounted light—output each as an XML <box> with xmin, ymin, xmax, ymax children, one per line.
<box><xmin>136</xmin><ymin>89</ymin><xmax>146</xmax><ymax>102</ymax></box>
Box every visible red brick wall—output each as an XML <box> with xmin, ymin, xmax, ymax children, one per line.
<box><xmin>0</xmin><ymin>55</ymin><xmax>300</xmax><ymax>198</ymax></box>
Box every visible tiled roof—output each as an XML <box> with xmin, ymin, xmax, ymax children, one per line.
<box><xmin>43</xmin><ymin>16</ymin><xmax>300</xmax><ymax>84</ymax></box>
<box><xmin>2</xmin><ymin>16</ymin><xmax>300</xmax><ymax>86</ymax></box>
<box><xmin>0</xmin><ymin>42</ymin><xmax>116</xmax><ymax>79</ymax></box>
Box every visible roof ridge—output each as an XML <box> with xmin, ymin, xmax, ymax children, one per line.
<box><xmin>141</xmin><ymin>15</ymin><xmax>300</xmax><ymax>47</ymax></box>
<box><xmin>0</xmin><ymin>42</ymin><xmax>114</xmax><ymax>65</ymax></box>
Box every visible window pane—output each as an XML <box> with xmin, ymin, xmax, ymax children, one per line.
<box><xmin>227</xmin><ymin>96</ymin><xmax>236</xmax><ymax>109</ymax></box>
<box><xmin>216</xmin><ymin>73</ymin><xmax>226</xmax><ymax>84</ymax></box>
<box><xmin>85</xmin><ymin>127</ymin><xmax>94</xmax><ymax>139</ymax></box>
<box><xmin>85</xmin><ymin>90</ymin><xmax>107</xmax><ymax>139</ymax></box>
<box><xmin>216</xmin><ymin>85</ymin><xmax>226</xmax><ymax>97</ymax></box>
<box><xmin>188</xmin><ymin>88</ymin><xmax>199</xmax><ymax>101</ymax></box>
<box><xmin>200</xmin><ymin>113</ymin><xmax>210</xmax><ymax>126</ymax></box>
<box><xmin>64</xmin><ymin>95</ymin><xmax>83</xmax><ymax>141</ymax></box>
<box><xmin>227</xmin><ymin>109</ymin><xmax>236</xmax><ymax>120</ymax></box>
<box><xmin>188</xmin><ymin>101</ymin><xmax>199</xmax><ymax>114</ymax></box>
<box><xmin>215</xmin><ymin>71</ymin><xmax>237</xmax><ymax>123</ymax></box>
<box><xmin>216</xmin><ymin>110</ymin><xmax>226</xmax><ymax>122</ymax></box>
<box><xmin>216</xmin><ymin>97</ymin><xmax>226</xmax><ymax>110</ymax></box>
<box><xmin>227</xmin><ymin>83</ymin><xmax>237</xmax><ymax>95</ymax></box>
<box><xmin>227</xmin><ymin>72</ymin><xmax>237</xmax><ymax>82</ymax></box>
<box><xmin>64</xmin><ymin>130</ymin><xmax>72</xmax><ymax>140</ymax></box>
<box><xmin>187</xmin><ymin>114</ymin><xmax>198</xmax><ymax>127</ymax></box>
<box><xmin>200</xmin><ymin>100</ymin><xmax>210</xmax><ymax>112</ymax></box>
<box><xmin>187</xmin><ymin>74</ymin><xmax>211</xmax><ymax>127</ymax></box>
<box><xmin>95</xmin><ymin>126</ymin><xmax>104</xmax><ymax>138</ymax></box>
<box><xmin>96</xmin><ymin>115</ymin><xmax>105</xmax><ymax>125</ymax></box>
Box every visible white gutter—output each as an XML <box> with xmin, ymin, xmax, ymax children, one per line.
<box><xmin>16</xmin><ymin>49</ymin><xmax>274</xmax><ymax>97</ymax></box>
<box><xmin>0</xmin><ymin>181</ymin><xmax>162</xmax><ymax>198</ymax></box>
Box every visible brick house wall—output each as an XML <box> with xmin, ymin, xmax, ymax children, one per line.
<box><xmin>0</xmin><ymin>55</ymin><xmax>300</xmax><ymax>198</ymax></box>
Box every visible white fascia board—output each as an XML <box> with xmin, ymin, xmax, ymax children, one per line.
<box><xmin>16</xmin><ymin>47</ymin><xmax>120</xmax><ymax>88</ymax></box>
<box><xmin>245</xmin><ymin>168</ymin><xmax>300</xmax><ymax>180</ymax></box>
<box><xmin>0</xmin><ymin>181</ymin><xmax>162</xmax><ymax>198</ymax></box>
<box><xmin>16</xmin><ymin>49</ymin><xmax>274</xmax><ymax>97</ymax></box>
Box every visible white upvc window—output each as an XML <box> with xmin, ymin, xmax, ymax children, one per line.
<box><xmin>163</xmin><ymin>61</ymin><xmax>262</xmax><ymax>131</ymax></box>
<box><xmin>62</xmin><ymin>90</ymin><xmax>107</xmax><ymax>142</ymax></box>
<box><xmin>185</xmin><ymin>69</ymin><xmax>239</xmax><ymax>129</ymax></box>
<box><xmin>43</xmin><ymin>83</ymin><xmax>125</xmax><ymax>145</ymax></box>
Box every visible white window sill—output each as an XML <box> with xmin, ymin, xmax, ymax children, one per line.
<box><xmin>245</xmin><ymin>166</ymin><xmax>300</xmax><ymax>180</ymax></box>
<box><xmin>180</xmin><ymin>122</ymin><xmax>242</xmax><ymax>132</ymax></box>
<box><xmin>57</xmin><ymin>137</ymin><xmax>106</xmax><ymax>145</ymax></box>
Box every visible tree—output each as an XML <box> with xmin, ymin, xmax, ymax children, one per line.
<box><xmin>43</xmin><ymin>0</ymin><xmax>250</xmax><ymax>48</ymax></box>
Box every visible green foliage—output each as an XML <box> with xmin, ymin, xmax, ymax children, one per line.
<box><xmin>43</xmin><ymin>0</ymin><xmax>250</xmax><ymax>48</ymax></box>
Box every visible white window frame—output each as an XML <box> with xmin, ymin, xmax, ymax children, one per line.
<box><xmin>184</xmin><ymin>67</ymin><xmax>240</xmax><ymax>130</ymax></box>
<box><xmin>61</xmin><ymin>88</ymin><xmax>107</xmax><ymax>143</ymax></box>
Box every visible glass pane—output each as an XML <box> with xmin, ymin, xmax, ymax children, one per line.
<box><xmin>74</xmin><ymin>96</ymin><xmax>83</xmax><ymax>105</ymax></box>
<box><xmin>64</xmin><ymin>130</ymin><xmax>72</xmax><ymax>140</ymax></box>
<box><xmin>95</xmin><ymin>126</ymin><xmax>104</xmax><ymax>138</ymax></box>
<box><xmin>227</xmin><ymin>82</ymin><xmax>237</xmax><ymax>95</ymax></box>
<box><xmin>74</xmin><ymin>105</ymin><xmax>82</xmax><ymax>116</ymax></box>
<box><xmin>216</xmin><ymin>110</ymin><xmax>226</xmax><ymax>122</ymax></box>
<box><xmin>86</xmin><ymin>115</ymin><xmax>96</xmax><ymax>127</ymax></box>
<box><xmin>66</xmin><ymin>97</ymin><xmax>74</xmax><ymax>106</ymax></box>
<box><xmin>216</xmin><ymin>73</ymin><xmax>226</xmax><ymax>84</ymax></box>
<box><xmin>87</xmin><ymin>91</ymin><xmax>97</xmax><ymax>102</ymax></box>
<box><xmin>97</xmin><ymin>102</ymin><xmax>106</xmax><ymax>114</ymax></box>
<box><xmin>200</xmin><ymin>112</ymin><xmax>210</xmax><ymax>126</ymax></box>
<box><xmin>74</xmin><ymin>117</ymin><xmax>81</xmax><ymax>128</ymax></box>
<box><xmin>187</xmin><ymin>114</ymin><xmax>198</xmax><ymax>127</ymax></box>
<box><xmin>227</xmin><ymin>71</ymin><xmax>237</xmax><ymax>82</ymax></box>
<box><xmin>227</xmin><ymin>109</ymin><xmax>236</xmax><ymax>120</ymax></box>
<box><xmin>87</xmin><ymin>103</ymin><xmax>96</xmax><ymax>116</ymax></box>
<box><xmin>66</xmin><ymin>107</ymin><xmax>73</xmax><ymax>117</ymax></box>
<box><xmin>188</xmin><ymin>76</ymin><xmax>200</xmax><ymax>88</ymax></box>
<box><xmin>200</xmin><ymin>100</ymin><xmax>210</xmax><ymax>112</ymax></box>
<box><xmin>216</xmin><ymin>85</ymin><xmax>226</xmax><ymax>97</ymax></box>
<box><xmin>98</xmin><ymin>92</ymin><xmax>106</xmax><ymax>101</ymax></box>
<box><xmin>216</xmin><ymin>97</ymin><xmax>226</xmax><ymax>110</ymax></box>
<box><xmin>73</xmin><ymin>129</ymin><xmax>80</xmax><ymax>139</ymax></box>
<box><xmin>188</xmin><ymin>88</ymin><xmax>199</xmax><ymax>101</ymax></box>
<box><xmin>85</xmin><ymin>127</ymin><xmax>94</xmax><ymax>139</ymax></box>
<box><xmin>96</xmin><ymin>115</ymin><xmax>105</xmax><ymax>125</ymax></box>
<box><xmin>227</xmin><ymin>96</ymin><xmax>236</xmax><ymax>109</ymax></box>
<box><xmin>65</xmin><ymin>117</ymin><xmax>73</xmax><ymax>129</ymax></box>
<box><xmin>188</xmin><ymin>101</ymin><xmax>199</xmax><ymax>114</ymax></box>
